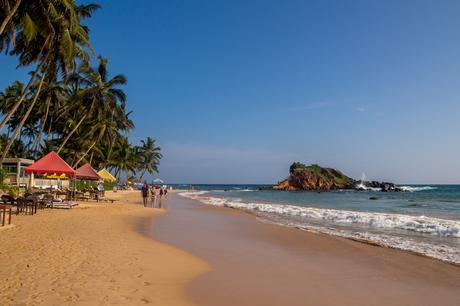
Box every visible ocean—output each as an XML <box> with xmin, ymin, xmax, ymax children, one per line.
<box><xmin>175</xmin><ymin>184</ymin><xmax>460</xmax><ymax>265</ymax></box>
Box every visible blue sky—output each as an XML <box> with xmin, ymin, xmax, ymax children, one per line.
<box><xmin>1</xmin><ymin>0</ymin><xmax>460</xmax><ymax>184</ymax></box>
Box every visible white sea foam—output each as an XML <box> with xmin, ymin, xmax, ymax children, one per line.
<box><xmin>400</xmin><ymin>186</ymin><xmax>437</xmax><ymax>192</ymax></box>
<box><xmin>178</xmin><ymin>191</ymin><xmax>209</xmax><ymax>197</ymax></box>
<box><xmin>179</xmin><ymin>191</ymin><xmax>460</xmax><ymax>264</ymax></box>
<box><xmin>355</xmin><ymin>182</ymin><xmax>382</xmax><ymax>191</ymax></box>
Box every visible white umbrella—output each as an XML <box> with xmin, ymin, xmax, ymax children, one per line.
<box><xmin>153</xmin><ymin>178</ymin><xmax>164</xmax><ymax>184</ymax></box>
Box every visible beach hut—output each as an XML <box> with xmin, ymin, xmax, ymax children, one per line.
<box><xmin>1</xmin><ymin>158</ymin><xmax>34</xmax><ymax>188</ymax></box>
<box><xmin>76</xmin><ymin>164</ymin><xmax>100</xmax><ymax>181</ymax></box>
<box><xmin>97</xmin><ymin>169</ymin><xmax>116</xmax><ymax>182</ymax></box>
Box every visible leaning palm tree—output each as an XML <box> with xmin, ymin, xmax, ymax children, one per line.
<box><xmin>0</xmin><ymin>1</ymin><xmax>93</xmax><ymax>130</ymax></box>
<box><xmin>56</xmin><ymin>56</ymin><xmax>128</xmax><ymax>154</ymax></box>
<box><xmin>30</xmin><ymin>78</ymin><xmax>67</xmax><ymax>152</ymax></box>
<box><xmin>0</xmin><ymin>0</ymin><xmax>22</xmax><ymax>36</ymax></box>
<box><xmin>0</xmin><ymin>70</ymin><xmax>47</xmax><ymax>161</ymax></box>
<box><xmin>0</xmin><ymin>81</ymin><xmax>24</xmax><ymax>134</ymax></box>
<box><xmin>0</xmin><ymin>1</ymin><xmax>99</xmax><ymax>163</ymax></box>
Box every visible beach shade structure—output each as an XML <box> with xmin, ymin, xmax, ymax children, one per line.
<box><xmin>97</xmin><ymin>169</ymin><xmax>116</xmax><ymax>182</ymax></box>
<box><xmin>44</xmin><ymin>173</ymin><xmax>68</xmax><ymax>179</ymax></box>
<box><xmin>153</xmin><ymin>178</ymin><xmax>164</xmax><ymax>184</ymax></box>
<box><xmin>25</xmin><ymin>151</ymin><xmax>77</xmax><ymax>199</ymax></box>
<box><xmin>26</xmin><ymin>151</ymin><xmax>75</xmax><ymax>177</ymax></box>
<box><xmin>75</xmin><ymin>164</ymin><xmax>100</xmax><ymax>181</ymax></box>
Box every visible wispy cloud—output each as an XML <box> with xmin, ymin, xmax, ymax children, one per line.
<box><xmin>356</xmin><ymin>107</ymin><xmax>365</xmax><ymax>113</ymax></box>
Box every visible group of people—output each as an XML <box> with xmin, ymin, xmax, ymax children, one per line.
<box><xmin>141</xmin><ymin>183</ymin><xmax>168</xmax><ymax>207</ymax></box>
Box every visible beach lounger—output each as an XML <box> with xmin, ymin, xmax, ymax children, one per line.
<box><xmin>51</xmin><ymin>201</ymin><xmax>78</xmax><ymax>209</ymax></box>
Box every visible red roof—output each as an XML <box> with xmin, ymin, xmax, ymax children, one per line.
<box><xmin>75</xmin><ymin>163</ymin><xmax>100</xmax><ymax>181</ymax></box>
<box><xmin>25</xmin><ymin>151</ymin><xmax>75</xmax><ymax>177</ymax></box>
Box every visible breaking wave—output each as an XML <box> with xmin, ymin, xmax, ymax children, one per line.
<box><xmin>179</xmin><ymin>191</ymin><xmax>460</xmax><ymax>264</ymax></box>
<box><xmin>400</xmin><ymin>186</ymin><xmax>437</xmax><ymax>192</ymax></box>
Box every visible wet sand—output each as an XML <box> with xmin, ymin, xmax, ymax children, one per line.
<box><xmin>152</xmin><ymin>194</ymin><xmax>460</xmax><ymax>306</ymax></box>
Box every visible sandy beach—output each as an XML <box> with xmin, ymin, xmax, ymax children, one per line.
<box><xmin>1</xmin><ymin>191</ymin><xmax>459</xmax><ymax>305</ymax></box>
<box><xmin>0</xmin><ymin>191</ymin><xmax>208</xmax><ymax>305</ymax></box>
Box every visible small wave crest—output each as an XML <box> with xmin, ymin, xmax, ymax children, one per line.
<box><xmin>400</xmin><ymin>186</ymin><xmax>437</xmax><ymax>192</ymax></box>
<box><xmin>178</xmin><ymin>191</ymin><xmax>209</xmax><ymax>197</ymax></box>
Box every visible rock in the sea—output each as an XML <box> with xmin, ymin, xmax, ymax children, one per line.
<box><xmin>273</xmin><ymin>162</ymin><xmax>406</xmax><ymax>192</ymax></box>
<box><xmin>273</xmin><ymin>163</ymin><xmax>356</xmax><ymax>191</ymax></box>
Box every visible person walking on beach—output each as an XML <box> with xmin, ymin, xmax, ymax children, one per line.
<box><xmin>141</xmin><ymin>183</ymin><xmax>149</xmax><ymax>207</ymax></box>
<box><xmin>150</xmin><ymin>186</ymin><xmax>156</xmax><ymax>207</ymax></box>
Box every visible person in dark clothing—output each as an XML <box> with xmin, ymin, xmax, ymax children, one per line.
<box><xmin>141</xmin><ymin>183</ymin><xmax>149</xmax><ymax>207</ymax></box>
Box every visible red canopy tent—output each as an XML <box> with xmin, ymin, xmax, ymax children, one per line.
<box><xmin>25</xmin><ymin>151</ymin><xmax>75</xmax><ymax>177</ymax></box>
<box><xmin>75</xmin><ymin>163</ymin><xmax>100</xmax><ymax>181</ymax></box>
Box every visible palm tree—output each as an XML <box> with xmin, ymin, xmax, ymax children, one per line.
<box><xmin>30</xmin><ymin>78</ymin><xmax>66</xmax><ymax>152</ymax></box>
<box><xmin>21</xmin><ymin>121</ymin><xmax>38</xmax><ymax>149</ymax></box>
<box><xmin>0</xmin><ymin>1</ymin><xmax>99</xmax><ymax>162</ymax></box>
<box><xmin>109</xmin><ymin>136</ymin><xmax>138</xmax><ymax>181</ymax></box>
<box><xmin>137</xmin><ymin>137</ymin><xmax>162</xmax><ymax>180</ymax></box>
<box><xmin>0</xmin><ymin>81</ymin><xmax>24</xmax><ymax>128</ymax></box>
<box><xmin>0</xmin><ymin>70</ymin><xmax>47</xmax><ymax>162</ymax></box>
<box><xmin>0</xmin><ymin>0</ymin><xmax>22</xmax><ymax>36</ymax></box>
<box><xmin>1</xmin><ymin>2</ymin><xmax>165</xmax><ymax>185</ymax></box>
<box><xmin>57</xmin><ymin>57</ymin><xmax>128</xmax><ymax>154</ymax></box>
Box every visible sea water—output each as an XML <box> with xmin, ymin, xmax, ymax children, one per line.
<box><xmin>176</xmin><ymin>184</ymin><xmax>460</xmax><ymax>265</ymax></box>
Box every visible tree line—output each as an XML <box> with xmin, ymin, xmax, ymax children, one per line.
<box><xmin>0</xmin><ymin>0</ymin><xmax>161</xmax><ymax>181</ymax></box>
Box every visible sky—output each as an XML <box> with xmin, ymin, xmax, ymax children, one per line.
<box><xmin>1</xmin><ymin>0</ymin><xmax>460</xmax><ymax>184</ymax></box>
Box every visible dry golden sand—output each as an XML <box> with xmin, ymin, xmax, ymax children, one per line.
<box><xmin>0</xmin><ymin>191</ymin><xmax>208</xmax><ymax>305</ymax></box>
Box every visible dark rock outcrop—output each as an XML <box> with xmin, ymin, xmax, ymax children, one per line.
<box><xmin>273</xmin><ymin>162</ymin><xmax>405</xmax><ymax>192</ymax></box>
<box><xmin>273</xmin><ymin>163</ymin><xmax>356</xmax><ymax>191</ymax></box>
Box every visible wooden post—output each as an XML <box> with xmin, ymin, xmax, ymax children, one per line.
<box><xmin>16</xmin><ymin>160</ymin><xmax>21</xmax><ymax>188</ymax></box>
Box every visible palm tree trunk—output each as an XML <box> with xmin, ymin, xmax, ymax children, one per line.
<box><xmin>0</xmin><ymin>59</ymin><xmax>45</xmax><ymax>132</ymax></box>
<box><xmin>0</xmin><ymin>70</ymin><xmax>46</xmax><ymax>164</ymax></box>
<box><xmin>46</xmin><ymin>120</ymin><xmax>53</xmax><ymax>141</ymax></box>
<box><xmin>139</xmin><ymin>169</ymin><xmax>146</xmax><ymax>181</ymax></box>
<box><xmin>56</xmin><ymin>113</ymin><xmax>87</xmax><ymax>154</ymax></box>
<box><xmin>0</xmin><ymin>0</ymin><xmax>21</xmax><ymax>35</ymax></box>
<box><xmin>114</xmin><ymin>168</ymin><xmax>120</xmax><ymax>181</ymax></box>
<box><xmin>73</xmin><ymin>141</ymin><xmax>97</xmax><ymax>168</ymax></box>
<box><xmin>31</xmin><ymin>94</ymin><xmax>51</xmax><ymax>152</ymax></box>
